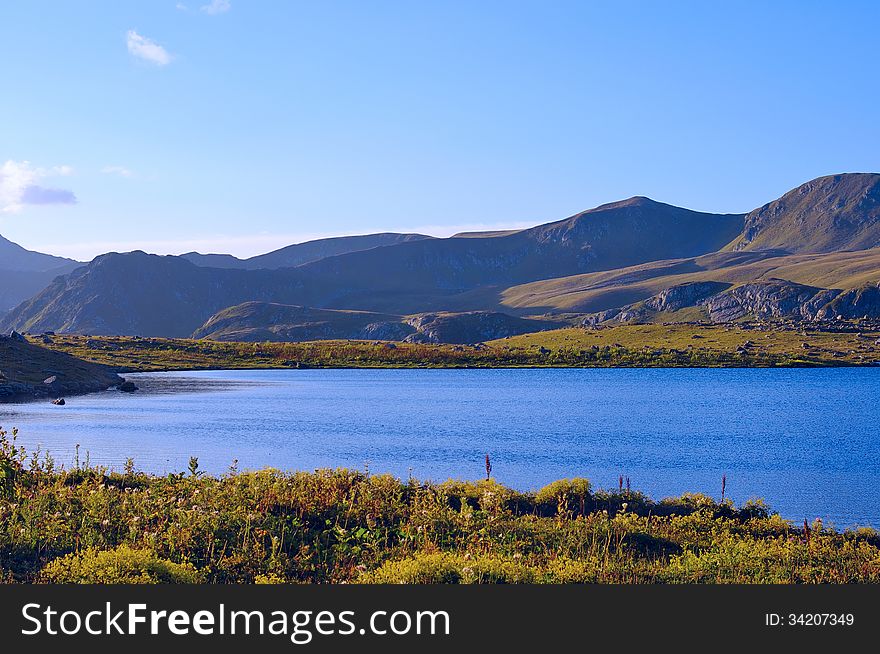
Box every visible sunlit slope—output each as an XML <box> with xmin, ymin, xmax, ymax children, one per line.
<box><xmin>726</xmin><ymin>173</ymin><xmax>880</xmax><ymax>253</ymax></box>
<box><xmin>500</xmin><ymin>249</ymin><xmax>880</xmax><ymax>313</ymax></box>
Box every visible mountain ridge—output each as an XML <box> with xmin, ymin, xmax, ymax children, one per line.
<box><xmin>4</xmin><ymin>173</ymin><xmax>880</xmax><ymax>337</ymax></box>
<box><xmin>0</xmin><ymin>234</ymin><xmax>81</xmax><ymax>312</ymax></box>
<box><xmin>181</xmin><ymin>232</ymin><xmax>432</xmax><ymax>270</ymax></box>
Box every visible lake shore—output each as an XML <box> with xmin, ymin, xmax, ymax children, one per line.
<box><xmin>24</xmin><ymin>321</ymin><xmax>880</xmax><ymax>374</ymax></box>
<box><xmin>1</xmin><ymin>430</ymin><xmax>877</xmax><ymax>584</ymax></box>
<box><xmin>0</xmin><ymin>333</ymin><xmax>124</xmax><ymax>404</ymax></box>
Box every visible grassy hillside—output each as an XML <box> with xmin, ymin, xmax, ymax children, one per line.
<box><xmin>29</xmin><ymin>322</ymin><xmax>880</xmax><ymax>371</ymax></box>
<box><xmin>1</xmin><ymin>431</ymin><xmax>877</xmax><ymax>584</ymax></box>
<box><xmin>501</xmin><ymin>249</ymin><xmax>880</xmax><ymax>313</ymax></box>
<box><xmin>192</xmin><ymin>302</ymin><xmax>406</xmax><ymax>342</ymax></box>
<box><xmin>192</xmin><ymin>302</ymin><xmax>565</xmax><ymax>343</ymax></box>
<box><xmin>495</xmin><ymin>323</ymin><xmax>880</xmax><ymax>363</ymax></box>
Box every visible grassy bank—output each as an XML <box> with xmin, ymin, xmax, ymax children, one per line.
<box><xmin>1</xmin><ymin>428</ymin><xmax>878</xmax><ymax>584</ymax></box>
<box><xmin>29</xmin><ymin>322</ymin><xmax>880</xmax><ymax>372</ymax></box>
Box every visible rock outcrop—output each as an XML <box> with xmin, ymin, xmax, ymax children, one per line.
<box><xmin>583</xmin><ymin>279</ymin><xmax>859</xmax><ymax>324</ymax></box>
<box><xmin>815</xmin><ymin>283</ymin><xmax>880</xmax><ymax>320</ymax></box>
<box><xmin>702</xmin><ymin>280</ymin><xmax>841</xmax><ymax>321</ymax></box>
<box><xmin>582</xmin><ymin>281</ymin><xmax>731</xmax><ymax>324</ymax></box>
<box><xmin>403</xmin><ymin>312</ymin><xmax>564</xmax><ymax>344</ymax></box>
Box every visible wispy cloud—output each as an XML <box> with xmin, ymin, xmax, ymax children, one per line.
<box><xmin>101</xmin><ymin>165</ymin><xmax>135</xmax><ymax>178</ymax></box>
<box><xmin>200</xmin><ymin>0</ymin><xmax>231</xmax><ymax>15</ymax></box>
<box><xmin>126</xmin><ymin>30</ymin><xmax>173</xmax><ymax>66</ymax></box>
<box><xmin>0</xmin><ymin>160</ymin><xmax>77</xmax><ymax>213</ymax></box>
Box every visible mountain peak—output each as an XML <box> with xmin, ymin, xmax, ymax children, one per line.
<box><xmin>734</xmin><ymin>172</ymin><xmax>880</xmax><ymax>253</ymax></box>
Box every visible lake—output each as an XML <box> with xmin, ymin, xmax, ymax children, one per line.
<box><xmin>2</xmin><ymin>368</ymin><xmax>878</xmax><ymax>527</ymax></box>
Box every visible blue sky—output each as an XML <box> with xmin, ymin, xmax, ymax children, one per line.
<box><xmin>1</xmin><ymin>1</ymin><xmax>878</xmax><ymax>261</ymax></box>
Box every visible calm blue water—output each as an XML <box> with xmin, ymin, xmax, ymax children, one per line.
<box><xmin>2</xmin><ymin>368</ymin><xmax>879</xmax><ymax>527</ymax></box>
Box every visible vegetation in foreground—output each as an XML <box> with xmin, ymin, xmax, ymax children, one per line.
<box><xmin>1</xmin><ymin>428</ymin><xmax>878</xmax><ymax>584</ymax></box>
<box><xmin>30</xmin><ymin>321</ymin><xmax>880</xmax><ymax>373</ymax></box>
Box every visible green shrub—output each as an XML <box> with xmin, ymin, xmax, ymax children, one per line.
<box><xmin>40</xmin><ymin>546</ymin><xmax>203</xmax><ymax>584</ymax></box>
<box><xmin>358</xmin><ymin>552</ymin><xmax>538</xmax><ymax>584</ymax></box>
<box><xmin>535</xmin><ymin>478</ymin><xmax>591</xmax><ymax>515</ymax></box>
<box><xmin>358</xmin><ymin>552</ymin><xmax>464</xmax><ymax>584</ymax></box>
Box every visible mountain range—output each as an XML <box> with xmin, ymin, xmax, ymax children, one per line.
<box><xmin>2</xmin><ymin>172</ymin><xmax>880</xmax><ymax>342</ymax></box>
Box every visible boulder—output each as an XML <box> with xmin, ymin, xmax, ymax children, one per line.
<box><xmin>118</xmin><ymin>380</ymin><xmax>139</xmax><ymax>393</ymax></box>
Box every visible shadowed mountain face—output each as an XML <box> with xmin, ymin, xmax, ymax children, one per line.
<box><xmin>0</xmin><ymin>253</ymin><xmax>306</xmax><ymax>337</ymax></box>
<box><xmin>293</xmin><ymin>197</ymin><xmax>745</xmax><ymax>292</ymax></box>
<box><xmin>181</xmin><ymin>233</ymin><xmax>432</xmax><ymax>270</ymax></box>
<box><xmin>730</xmin><ymin>173</ymin><xmax>880</xmax><ymax>253</ymax></box>
<box><xmin>0</xmin><ymin>234</ymin><xmax>80</xmax><ymax>313</ymax></box>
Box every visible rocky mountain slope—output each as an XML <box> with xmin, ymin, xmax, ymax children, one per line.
<box><xmin>583</xmin><ymin>279</ymin><xmax>851</xmax><ymax>324</ymax></box>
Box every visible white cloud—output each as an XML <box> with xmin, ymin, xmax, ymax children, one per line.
<box><xmin>0</xmin><ymin>160</ymin><xmax>77</xmax><ymax>213</ymax></box>
<box><xmin>175</xmin><ymin>3</ymin><xmax>189</xmax><ymax>10</ymax></box>
<box><xmin>200</xmin><ymin>0</ymin><xmax>230</xmax><ymax>15</ymax></box>
<box><xmin>126</xmin><ymin>30</ymin><xmax>173</xmax><ymax>66</ymax></box>
<box><xmin>101</xmin><ymin>165</ymin><xmax>135</xmax><ymax>178</ymax></box>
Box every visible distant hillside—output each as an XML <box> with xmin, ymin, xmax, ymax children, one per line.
<box><xmin>193</xmin><ymin>301</ymin><xmax>564</xmax><ymax>343</ymax></box>
<box><xmin>290</xmin><ymin>197</ymin><xmax>745</xmax><ymax>301</ymax></box>
<box><xmin>193</xmin><ymin>303</ymin><xmax>408</xmax><ymax>342</ymax></box>
<box><xmin>182</xmin><ymin>233</ymin><xmax>433</xmax><ymax>270</ymax></box>
<box><xmin>0</xmin><ymin>198</ymin><xmax>743</xmax><ymax>335</ymax></box>
<box><xmin>0</xmin><ymin>252</ymin><xmax>306</xmax><ymax>337</ymax></box>
<box><xmin>728</xmin><ymin>173</ymin><xmax>880</xmax><ymax>253</ymax></box>
<box><xmin>0</xmin><ymin>234</ymin><xmax>80</xmax><ymax>312</ymax></box>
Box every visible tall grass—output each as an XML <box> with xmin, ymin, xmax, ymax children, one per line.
<box><xmin>1</xmin><ymin>427</ymin><xmax>878</xmax><ymax>584</ymax></box>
